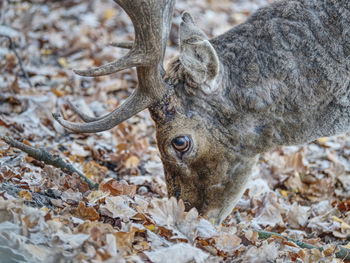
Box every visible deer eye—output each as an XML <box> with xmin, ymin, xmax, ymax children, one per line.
<box><xmin>172</xmin><ymin>136</ymin><xmax>191</xmax><ymax>152</ymax></box>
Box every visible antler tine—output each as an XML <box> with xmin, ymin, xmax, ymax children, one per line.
<box><xmin>67</xmin><ymin>100</ymin><xmax>131</xmax><ymax>123</ymax></box>
<box><xmin>53</xmin><ymin>89</ymin><xmax>152</xmax><ymax>133</ymax></box>
<box><xmin>54</xmin><ymin>0</ymin><xmax>175</xmax><ymax>133</ymax></box>
<box><xmin>67</xmin><ymin>101</ymin><xmax>104</xmax><ymax>122</ymax></box>
<box><xmin>73</xmin><ymin>53</ymin><xmax>142</xmax><ymax>77</ymax></box>
<box><xmin>74</xmin><ymin>0</ymin><xmax>175</xmax><ymax>78</ymax></box>
<box><xmin>109</xmin><ymin>41</ymin><xmax>133</xmax><ymax>49</ymax></box>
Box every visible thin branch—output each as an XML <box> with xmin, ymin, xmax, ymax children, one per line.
<box><xmin>2</xmin><ymin>136</ymin><xmax>99</xmax><ymax>190</ymax></box>
<box><xmin>0</xmin><ymin>34</ymin><xmax>33</xmax><ymax>88</ymax></box>
<box><xmin>253</xmin><ymin>229</ymin><xmax>350</xmax><ymax>260</ymax></box>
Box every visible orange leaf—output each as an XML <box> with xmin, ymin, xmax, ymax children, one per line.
<box><xmin>99</xmin><ymin>180</ymin><xmax>136</xmax><ymax>197</ymax></box>
<box><xmin>158</xmin><ymin>226</ymin><xmax>173</xmax><ymax>240</ymax></box>
<box><xmin>283</xmin><ymin>240</ymin><xmax>298</xmax><ymax>247</ymax></box>
<box><xmin>115</xmin><ymin>227</ymin><xmax>140</xmax><ymax>253</ymax></box>
<box><xmin>83</xmin><ymin>161</ymin><xmax>107</xmax><ymax>179</ymax></box>
<box><xmin>125</xmin><ymin>155</ymin><xmax>139</xmax><ymax>169</ymax></box>
<box><xmin>22</xmin><ymin>139</ymin><xmax>31</xmax><ymax>146</ymax></box>
<box><xmin>298</xmin><ymin>249</ymin><xmax>306</xmax><ymax>261</ymax></box>
<box><xmin>73</xmin><ymin>202</ymin><xmax>100</xmax><ymax>221</ymax></box>
<box><xmin>18</xmin><ymin>190</ymin><xmax>32</xmax><ymax>201</ymax></box>
<box><xmin>335</xmin><ymin>200</ymin><xmax>350</xmax><ymax>212</ymax></box>
<box><xmin>52</xmin><ymin>89</ymin><xmax>66</xmax><ymax>98</ymax></box>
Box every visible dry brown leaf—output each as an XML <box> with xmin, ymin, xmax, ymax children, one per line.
<box><xmin>214</xmin><ymin>233</ymin><xmax>242</xmax><ymax>252</ymax></box>
<box><xmin>100</xmin><ymin>179</ymin><xmax>136</xmax><ymax>197</ymax></box>
<box><xmin>18</xmin><ymin>190</ymin><xmax>32</xmax><ymax>201</ymax></box>
<box><xmin>115</xmin><ymin>227</ymin><xmax>140</xmax><ymax>254</ymax></box>
<box><xmin>244</xmin><ymin>229</ymin><xmax>259</xmax><ymax>244</ymax></box>
<box><xmin>101</xmin><ymin>196</ymin><xmax>137</xmax><ymax>220</ymax></box>
<box><xmin>323</xmin><ymin>244</ymin><xmax>338</xmax><ymax>257</ymax></box>
<box><xmin>124</xmin><ymin>155</ymin><xmax>139</xmax><ymax>169</ymax></box>
<box><xmin>87</xmin><ymin>190</ymin><xmax>110</xmax><ymax>204</ymax></box>
<box><xmin>83</xmin><ymin>161</ymin><xmax>108</xmax><ymax>179</ymax></box>
<box><xmin>157</xmin><ymin>226</ymin><xmax>173</xmax><ymax>240</ymax></box>
<box><xmin>73</xmin><ymin>202</ymin><xmax>100</xmax><ymax>221</ymax></box>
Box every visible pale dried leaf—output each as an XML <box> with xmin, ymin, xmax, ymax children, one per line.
<box><xmin>145</xmin><ymin>243</ymin><xmax>210</xmax><ymax>263</ymax></box>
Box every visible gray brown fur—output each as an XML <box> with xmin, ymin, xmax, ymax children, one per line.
<box><xmin>151</xmin><ymin>0</ymin><xmax>350</xmax><ymax>223</ymax></box>
<box><xmin>55</xmin><ymin>0</ymin><xmax>350</xmax><ymax>224</ymax></box>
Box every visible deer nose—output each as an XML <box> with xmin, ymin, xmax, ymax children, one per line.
<box><xmin>173</xmin><ymin>189</ymin><xmax>192</xmax><ymax>211</ymax></box>
<box><xmin>174</xmin><ymin>189</ymin><xmax>181</xmax><ymax>199</ymax></box>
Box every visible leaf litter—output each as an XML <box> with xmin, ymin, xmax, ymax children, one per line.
<box><xmin>1</xmin><ymin>0</ymin><xmax>350</xmax><ymax>262</ymax></box>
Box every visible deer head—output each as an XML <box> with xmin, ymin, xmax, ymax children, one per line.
<box><xmin>53</xmin><ymin>0</ymin><xmax>268</xmax><ymax>224</ymax></box>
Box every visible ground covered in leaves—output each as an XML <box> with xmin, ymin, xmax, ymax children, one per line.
<box><xmin>1</xmin><ymin>0</ymin><xmax>350</xmax><ymax>262</ymax></box>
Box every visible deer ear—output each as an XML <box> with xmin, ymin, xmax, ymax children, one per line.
<box><xmin>179</xmin><ymin>12</ymin><xmax>219</xmax><ymax>86</ymax></box>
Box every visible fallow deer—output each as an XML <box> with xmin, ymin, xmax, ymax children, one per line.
<box><xmin>53</xmin><ymin>0</ymin><xmax>350</xmax><ymax>224</ymax></box>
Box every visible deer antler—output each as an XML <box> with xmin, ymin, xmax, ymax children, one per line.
<box><xmin>53</xmin><ymin>0</ymin><xmax>175</xmax><ymax>133</ymax></box>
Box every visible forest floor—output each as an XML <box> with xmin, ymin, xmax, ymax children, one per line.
<box><xmin>1</xmin><ymin>0</ymin><xmax>350</xmax><ymax>262</ymax></box>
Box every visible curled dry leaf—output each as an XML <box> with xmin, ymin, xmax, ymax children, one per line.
<box><xmin>251</xmin><ymin>192</ymin><xmax>287</xmax><ymax>227</ymax></box>
<box><xmin>54</xmin><ymin>231</ymin><xmax>90</xmax><ymax>249</ymax></box>
<box><xmin>87</xmin><ymin>190</ymin><xmax>110</xmax><ymax>204</ymax></box>
<box><xmin>149</xmin><ymin>197</ymin><xmax>204</xmax><ymax>242</ymax></box>
<box><xmin>100</xmin><ymin>196</ymin><xmax>137</xmax><ymax>220</ymax></box>
<box><xmin>18</xmin><ymin>190</ymin><xmax>32</xmax><ymax>201</ymax></box>
<box><xmin>287</xmin><ymin>203</ymin><xmax>310</xmax><ymax>228</ymax></box>
<box><xmin>115</xmin><ymin>226</ymin><xmax>140</xmax><ymax>254</ymax></box>
<box><xmin>236</xmin><ymin>240</ymin><xmax>280</xmax><ymax>263</ymax></box>
<box><xmin>83</xmin><ymin>160</ymin><xmax>108</xmax><ymax>179</ymax></box>
<box><xmin>144</xmin><ymin>243</ymin><xmax>210</xmax><ymax>263</ymax></box>
<box><xmin>124</xmin><ymin>155</ymin><xmax>139</xmax><ymax>169</ymax></box>
<box><xmin>73</xmin><ymin>201</ymin><xmax>100</xmax><ymax>221</ymax></box>
<box><xmin>61</xmin><ymin>188</ymin><xmax>82</xmax><ymax>204</ymax></box>
<box><xmin>214</xmin><ymin>232</ymin><xmax>242</xmax><ymax>253</ymax></box>
<box><xmin>149</xmin><ymin>197</ymin><xmax>186</xmax><ymax>226</ymax></box>
<box><xmin>100</xmin><ymin>179</ymin><xmax>136</xmax><ymax>198</ymax></box>
<box><xmin>333</xmin><ymin>199</ymin><xmax>350</xmax><ymax>212</ymax></box>
<box><xmin>244</xmin><ymin>229</ymin><xmax>259</xmax><ymax>244</ymax></box>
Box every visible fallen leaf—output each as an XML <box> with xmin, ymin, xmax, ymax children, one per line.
<box><xmin>73</xmin><ymin>202</ymin><xmax>100</xmax><ymax>221</ymax></box>
<box><xmin>125</xmin><ymin>155</ymin><xmax>139</xmax><ymax>169</ymax></box>
<box><xmin>100</xmin><ymin>196</ymin><xmax>137</xmax><ymax>220</ymax></box>
<box><xmin>58</xmin><ymin>57</ymin><xmax>68</xmax><ymax>67</ymax></box>
<box><xmin>18</xmin><ymin>190</ymin><xmax>32</xmax><ymax>201</ymax></box>
<box><xmin>287</xmin><ymin>203</ymin><xmax>310</xmax><ymax>228</ymax></box>
<box><xmin>61</xmin><ymin>189</ymin><xmax>82</xmax><ymax>204</ymax></box>
<box><xmin>100</xmin><ymin>179</ymin><xmax>136</xmax><ymax>197</ymax></box>
<box><xmin>103</xmin><ymin>9</ymin><xmax>115</xmax><ymax>20</ymax></box>
<box><xmin>215</xmin><ymin>232</ymin><xmax>242</xmax><ymax>252</ymax></box>
<box><xmin>87</xmin><ymin>190</ymin><xmax>110</xmax><ymax>204</ymax></box>
<box><xmin>115</xmin><ymin>227</ymin><xmax>139</xmax><ymax>253</ymax></box>
<box><xmin>144</xmin><ymin>243</ymin><xmax>209</xmax><ymax>263</ymax></box>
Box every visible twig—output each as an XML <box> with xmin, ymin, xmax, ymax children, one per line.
<box><xmin>0</xmin><ymin>34</ymin><xmax>33</xmax><ymax>88</ymax></box>
<box><xmin>2</xmin><ymin>136</ymin><xmax>99</xmax><ymax>190</ymax></box>
<box><xmin>253</xmin><ymin>229</ymin><xmax>350</xmax><ymax>260</ymax></box>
